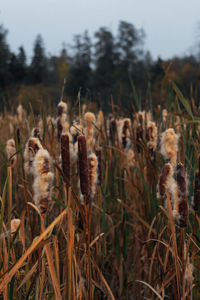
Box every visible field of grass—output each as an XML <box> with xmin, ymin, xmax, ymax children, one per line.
<box><xmin>0</xmin><ymin>84</ymin><xmax>200</xmax><ymax>299</ymax></box>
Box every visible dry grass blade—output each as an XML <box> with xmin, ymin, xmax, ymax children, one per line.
<box><xmin>45</xmin><ymin>242</ymin><xmax>62</xmax><ymax>299</ymax></box>
<box><xmin>89</xmin><ymin>233</ymin><xmax>104</xmax><ymax>248</ymax></box>
<box><xmin>17</xmin><ymin>261</ymin><xmax>38</xmax><ymax>291</ymax></box>
<box><xmin>0</xmin><ymin>209</ymin><xmax>67</xmax><ymax>291</ymax></box>
<box><xmin>136</xmin><ymin>280</ymin><xmax>164</xmax><ymax>300</ymax></box>
<box><xmin>91</xmin><ymin>257</ymin><xmax>115</xmax><ymax>300</ymax></box>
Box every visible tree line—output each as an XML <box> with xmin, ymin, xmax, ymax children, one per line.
<box><xmin>0</xmin><ymin>21</ymin><xmax>200</xmax><ymax>113</ymax></box>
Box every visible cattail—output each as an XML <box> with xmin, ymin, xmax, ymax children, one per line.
<box><xmin>32</xmin><ymin>149</ymin><xmax>54</xmax><ymax>215</ymax></box>
<box><xmin>57</xmin><ymin>100</ymin><xmax>67</xmax><ymax>116</ymax></box>
<box><xmin>97</xmin><ymin>110</ymin><xmax>104</xmax><ymax>130</ymax></box>
<box><xmin>17</xmin><ymin>104</ymin><xmax>25</xmax><ymax>123</ymax></box>
<box><xmin>31</xmin><ymin>127</ymin><xmax>41</xmax><ymax>139</ymax></box>
<box><xmin>32</xmin><ymin>149</ymin><xmax>52</xmax><ymax>177</ymax></box>
<box><xmin>33</xmin><ymin>172</ymin><xmax>54</xmax><ymax>214</ymax></box>
<box><xmin>11</xmin><ymin>218</ymin><xmax>21</xmax><ymax>234</ymax></box>
<box><xmin>82</xmin><ymin>104</ymin><xmax>87</xmax><ymax>116</ymax></box>
<box><xmin>125</xmin><ymin>149</ymin><xmax>135</xmax><ymax>168</ymax></box>
<box><xmin>70</xmin><ymin>122</ymin><xmax>81</xmax><ymax>144</ymax></box>
<box><xmin>24</xmin><ymin>137</ymin><xmax>43</xmax><ymax>175</ymax></box>
<box><xmin>135</xmin><ymin>111</ymin><xmax>145</xmax><ymax>153</ymax></box>
<box><xmin>88</xmin><ymin>153</ymin><xmax>98</xmax><ymax>199</ymax></box>
<box><xmin>78</xmin><ymin>135</ymin><xmax>89</xmax><ymax>203</ymax></box>
<box><xmin>147</xmin><ymin>121</ymin><xmax>157</xmax><ymax>151</ymax></box>
<box><xmin>147</xmin><ymin>121</ymin><xmax>158</xmax><ymax>161</ymax></box>
<box><xmin>157</xmin><ymin>163</ymin><xmax>173</xmax><ymax>198</ymax></box>
<box><xmin>61</xmin><ymin>133</ymin><xmax>70</xmax><ymax>184</ymax></box>
<box><xmin>46</xmin><ymin>115</ymin><xmax>55</xmax><ymax>134</ymax></box>
<box><xmin>146</xmin><ymin>111</ymin><xmax>152</xmax><ymax>123</ymax></box>
<box><xmin>57</xmin><ymin>101</ymin><xmax>68</xmax><ymax>141</ymax></box>
<box><xmin>62</xmin><ymin>121</ymin><xmax>69</xmax><ymax>135</ymax></box>
<box><xmin>38</xmin><ymin>119</ymin><xmax>43</xmax><ymax>137</ymax></box>
<box><xmin>192</xmin><ymin>156</ymin><xmax>200</xmax><ymax>211</ymax></box>
<box><xmin>57</xmin><ymin>113</ymin><xmax>68</xmax><ymax>141</ymax></box>
<box><xmin>118</xmin><ymin>118</ymin><xmax>131</xmax><ymax>149</ymax></box>
<box><xmin>192</xmin><ymin>171</ymin><xmax>200</xmax><ymax>211</ymax></box>
<box><xmin>183</xmin><ymin>243</ymin><xmax>194</xmax><ymax>287</ymax></box>
<box><xmin>84</xmin><ymin>112</ymin><xmax>96</xmax><ymax>152</ymax></box>
<box><xmin>57</xmin><ymin>118</ymin><xmax>63</xmax><ymax>141</ymax></box>
<box><xmin>160</xmin><ymin>128</ymin><xmax>179</xmax><ymax>167</ymax></box>
<box><xmin>175</xmin><ymin>163</ymin><xmax>188</xmax><ymax>227</ymax></box>
<box><xmin>9</xmin><ymin>122</ymin><xmax>14</xmax><ymax>135</ymax></box>
<box><xmin>6</xmin><ymin>138</ymin><xmax>17</xmax><ymax>166</ymax></box>
<box><xmin>162</xmin><ymin>109</ymin><xmax>168</xmax><ymax>124</ymax></box>
<box><xmin>96</xmin><ymin>148</ymin><xmax>102</xmax><ymax>186</ymax></box>
<box><xmin>108</xmin><ymin>117</ymin><xmax>117</xmax><ymax>145</ymax></box>
<box><xmin>136</xmin><ymin>111</ymin><xmax>145</xmax><ymax>128</ymax></box>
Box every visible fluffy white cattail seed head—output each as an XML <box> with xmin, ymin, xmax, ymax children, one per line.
<box><xmin>24</xmin><ymin>137</ymin><xmax>43</xmax><ymax>175</ymax></box>
<box><xmin>6</xmin><ymin>138</ymin><xmax>17</xmax><ymax>166</ymax></box>
<box><xmin>58</xmin><ymin>100</ymin><xmax>67</xmax><ymax>115</ymax></box>
<box><xmin>147</xmin><ymin>121</ymin><xmax>158</xmax><ymax>152</ymax></box>
<box><xmin>32</xmin><ymin>149</ymin><xmax>53</xmax><ymax>177</ymax></box>
<box><xmin>33</xmin><ymin>172</ymin><xmax>54</xmax><ymax>202</ymax></box>
<box><xmin>11</xmin><ymin>218</ymin><xmax>21</xmax><ymax>234</ymax></box>
<box><xmin>160</xmin><ymin>128</ymin><xmax>179</xmax><ymax>167</ymax></box>
<box><xmin>88</xmin><ymin>153</ymin><xmax>98</xmax><ymax>199</ymax></box>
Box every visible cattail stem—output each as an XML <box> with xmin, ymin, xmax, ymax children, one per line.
<box><xmin>166</xmin><ymin>190</ymin><xmax>180</xmax><ymax>299</ymax></box>
<box><xmin>181</xmin><ymin>228</ymin><xmax>185</xmax><ymax>272</ymax></box>
<box><xmin>8</xmin><ymin>166</ymin><xmax>12</xmax><ymax>236</ymax></box>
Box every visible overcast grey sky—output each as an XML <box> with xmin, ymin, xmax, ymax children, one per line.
<box><xmin>1</xmin><ymin>0</ymin><xmax>200</xmax><ymax>60</ymax></box>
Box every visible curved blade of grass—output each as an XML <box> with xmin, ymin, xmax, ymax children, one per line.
<box><xmin>172</xmin><ymin>81</ymin><xmax>194</xmax><ymax>119</ymax></box>
<box><xmin>0</xmin><ymin>209</ymin><xmax>67</xmax><ymax>292</ymax></box>
<box><xmin>136</xmin><ymin>280</ymin><xmax>164</xmax><ymax>300</ymax></box>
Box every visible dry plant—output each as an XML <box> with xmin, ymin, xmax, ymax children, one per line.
<box><xmin>1</xmin><ymin>92</ymin><xmax>200</xmax><ymax>300</ymax></box>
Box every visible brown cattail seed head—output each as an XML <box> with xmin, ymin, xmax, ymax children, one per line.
<box><xmin>122</xmin><ymin>119</ymin><xmax>131</xmax><ymax>149</ymax></box>
<box><xmin>135</xmin><ymin>112</ymin><xmax>145</xmax><ymax>153</ymax></box>
<box><xmin>61</xmin><ymin>133</ymin><xmax>70</xmax><ymax>184</ymax></box>
<box><xmin>57</xmin><ymin>118</ymin><xmax>63</xmax><ymax>141</ymax></box>
<box><xmin>192</xmin><ymin>171</ymin><xmax>200</xmax><ymax>211</ymax></box>
<box><xmin>176</xmin><ymin>163</ymin><xmax>188</xmax><ymax>227</ymax></box>
<box><xmin>157</xmin><ymin>163</ymin><xmax>173</xmax><ymax>198</ymax></box>
<box><xmin>109</xmin><ymin>118</ymin><xmax>117</xmax><ymax>145</ymax></box>
<box><xmin>78</xmin><ymin>135</ymin><xmax>89</xmax><ymax>201</ymax></box>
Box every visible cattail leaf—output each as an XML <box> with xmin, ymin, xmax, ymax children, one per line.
<box><xmin>8</xmin><ymin>275</ymin><xmax>15</xmax><ymax>300</ymax></box>
<box><xmin>172</xmin><ymin>82</ymin><xmax>194</xmax><ymax>119</ymax></box>
<box><xmin>52</xmin><ymin>197</ymin><xmax>66</xmax><ymax>208</ymax></box>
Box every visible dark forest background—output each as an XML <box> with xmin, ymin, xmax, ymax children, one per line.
<box><xmin>1</xmin><ymin>20</ymin><xmax>200</xmax><ymax>114</ymax></box>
